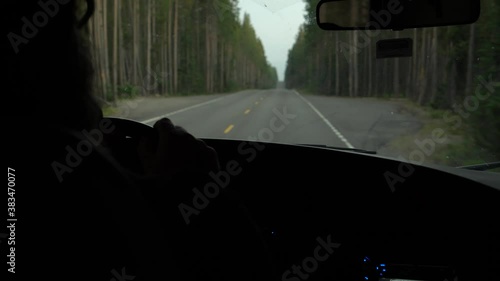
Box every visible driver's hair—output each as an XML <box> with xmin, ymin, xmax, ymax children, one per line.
<box><xmin>2</xmin><ymin>0</ymin><xmax>101</xmax><ymax>131</ymax></box>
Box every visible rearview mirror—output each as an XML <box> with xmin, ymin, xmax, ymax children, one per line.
<box><xmin>317</xmin><ymin>0</ymin><xmax>480</xmax><ymax>30</ymax></box>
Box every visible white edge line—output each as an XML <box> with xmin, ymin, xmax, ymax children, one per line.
<box><xmin>293</xmin><ymin>90</ymin><xmax>354</xmax><ymax>149</ymax></box>
<box><xmin>140</xmin><ymin>96</ymin><xmax>226</xmax><ymax>125</ymax></box>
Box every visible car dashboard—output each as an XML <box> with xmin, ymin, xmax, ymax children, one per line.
<box><xmin>200</xmin><ymin>138</ymin><xmax>500</xmax><ymax>281</ymax></box>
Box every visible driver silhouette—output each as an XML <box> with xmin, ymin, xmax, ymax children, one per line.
<box><xmin>2</xmin><ymin>1</ymin><xmax>275</xmax><ymax>280</ymax></box>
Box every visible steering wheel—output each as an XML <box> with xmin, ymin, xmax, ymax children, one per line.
<box><xmin>100</xmin><ymin>117</ymin><xmax>158</xmax><ymax>174</ymax></box>
<box><xmin>101</xmin><ymin>117</ymin><xmax>278</xmax><ymax>280</ymax></box>
<box><xmin>104</xmin><ymin>117</ymin><xmax>158</xmax><ymax>139</ymax></box>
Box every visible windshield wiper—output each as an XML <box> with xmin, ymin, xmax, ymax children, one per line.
<box><xmin>299</xmin><ymin>144</ymin><xmax>377</xmax><ymax>154</ymax></box>
<box><xmin>457</xmin><ymin>162</ymin><xmax>500</xmax><ymax>171</ymax></box>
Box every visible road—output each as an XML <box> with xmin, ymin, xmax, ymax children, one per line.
<box><xmin>113</xmin><ymin>89</ymin><xmax>422</xmax><ymax>152</ymax></box>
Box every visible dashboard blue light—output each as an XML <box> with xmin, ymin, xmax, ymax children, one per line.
<box><xmin>364</xmin><ymin>277</ymin><xmax>368</xmax><ymax>280</ymax></box>
<box><xmin>380</xmin><ymin>264</ymin><xmax>386</xmax><ymax>267</ymax></box>
<box><xmin>382</xmin><ymin>269</ymin><xmax>386</xmax><ymax>272</ymax></box>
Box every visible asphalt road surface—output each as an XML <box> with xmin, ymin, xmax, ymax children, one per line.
<box><xmin>113</xmin><ymin>89</ymin><xmax>422</xmax><ymax>152</ymax></box>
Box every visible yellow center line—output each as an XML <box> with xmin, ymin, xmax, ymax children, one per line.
<box><xmin>244</xmin><ymin>109</ymin><xmax>251</xmax><ymax>115</ymax></box>
<box><xmin>260</xmin><ymin>97</ymin><xmax>264</xmax><ymax>101</ymax></box>
<box><xmin>224</xmin><ymin>124</ymin><xmax>234</xmax><ymax>134</ymax></box>
<box><xmin>255</xmin><ymin>101</ymin><xmax>260</xmax><ymax>105</ymax></box>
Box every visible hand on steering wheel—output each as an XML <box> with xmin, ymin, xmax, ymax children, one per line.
<box><xmin>102</xmin><ymin>117</ymin><xmax>219</xmax><ymax>181</ymax></box>
<box><xmin>137</xmin><ymin>118</ymin><xmax>220</xmax><ymax>180</ymax></box>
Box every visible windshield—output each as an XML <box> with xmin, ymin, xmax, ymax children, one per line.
<box><xmin>96</xmin><ymin>0</ymin><xmax>499</xmax><ymax>170</ymax></box>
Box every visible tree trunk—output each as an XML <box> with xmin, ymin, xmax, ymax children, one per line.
<box><xmin>382</xmin><ymin>58</ymin><xmax>388</xmax><ymax>97</ymax></box>
<box><xmin>335</xmin><ymin>32</ymin><xmax>340</xmax><ymax>96</ymax></box>
<box><xmin>348</xmin><ymin>33</ymin><xmax>354</xmax><ymax>97</ymax></box>
<box><xmin>368</xmin><ymin>41</ymin><xmax>373</xmax><ymax>97</ymax></box>
<box><xmin>102</xmin><ymin>0</ymin><xmax>110</xmax><ymax>100</ymax></box>
<box><xmin>465</xmin><ymin>23</ymin><xmax>476</xmax><ymax>95</ymax></box>
<box><xmin>173</xmin><ymin>0</ymin><xmax>179</xmax><ymax>94</ymax></box>
<box><xmin>393</xmin><ymin>31</ymin><xmax>400</xmax><ymax>97</ymax></box>
<box><xmin>411</xmin><ymin>28</ymin><xmax>418</xmax><ymax>100</ymax></box>
<box><xmin>112</xmin><ymin>0</ymin><xmax>119</xmax><ymax>101</ymax></box>
<box><xmin>220</xmin><ymin>42</ymin><xmax>225</xmax><ymax>91</ymax></box>
<box><xmin>132</xmin><ymin>1</ymin><xmax>140</xmax><ymax>86</ymax></box>
<box><xmin>429</xmin><ymin>27</ymin><xmax>439</xmax><ymax>104</ymax></box>
<box><xmin>211</xmin><ymin>21</ymin><xmax>218</xmax><ymax>93</ymax></box>
<box><xmin>353</xmin><ymin>31</ymin><xmax>359</xmax><ymax>97</ymax></box>
<box><xmin>417</xmin><ymin>29</ymin><xmax>427</xmax><ymax>105</ymax></box>
<box><xmin>405</xmin><ymin>54</ymin><xmax>412</xmax><ymax>98</ymax></box>
<box><xmin>327</xmin><ymin>42</ymin><xmax>333</xmax><ymax>95</ymax></box>
<box><xmin>205</xmin><ymin>13</ymin><xmax>211</xmax><ymax>93</ymax></box>
<box><xmin>118</xmin><ymin>2</ymin><xmax>125</xmax><ymax>92</ymax></box>
<box><xmin>146</xmin><ymin>0</ymin><xmax>152</xmax><ymax>94</ymax></box>
<box><xmin>167</xmin><ymin>0</ymin><xmax>173</xmax><ymax>94</ymax></box>
<box><xmin>448</xmin><ymin>42</ymin><xmax>457</xmax><ymax>106</ymax></box>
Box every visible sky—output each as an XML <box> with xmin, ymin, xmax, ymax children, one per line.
<box><xmin>237</xmin><ymin>0</ymin><xmax>306</xmax><ymax>81</ymax></box>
